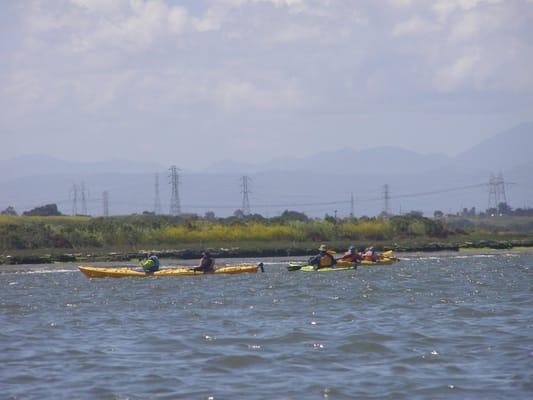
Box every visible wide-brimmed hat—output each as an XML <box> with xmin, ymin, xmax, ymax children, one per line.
<box><xmin>319</xmin><ymin>244</ymin><xmax>327</xmax><ymax>251</ymax></box>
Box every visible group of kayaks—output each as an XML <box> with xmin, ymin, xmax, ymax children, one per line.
<box><xmin>78</xmin><ymin>250</ymin><xmax>399</xmax><ymax>279</ymax></box>
<box><xmin>287</xmin><ymin>250</ymin><xmax>398</xmax><ymax>272</ymax></box>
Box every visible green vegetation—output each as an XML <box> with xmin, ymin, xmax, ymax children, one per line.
<box><xmin>1</xmin><ymin>211</ymin><xmax>532</xmax><ymax>264</ymax></box>
<box><xmin>0</xmin><ymin>213</ymin><xmax>450</xmax><ymax>250</ymax></box>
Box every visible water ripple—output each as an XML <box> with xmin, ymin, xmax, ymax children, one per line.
<box><xmin>1</xmin><ymin>253</ymin><xmax>532</xmax><ymax>399</ymax></box>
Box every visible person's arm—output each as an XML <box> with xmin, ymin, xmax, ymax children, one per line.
<box><xmin>308</xmin><ymin>255</ymin><xmax>319</xmax><ymax>265</ymax></box>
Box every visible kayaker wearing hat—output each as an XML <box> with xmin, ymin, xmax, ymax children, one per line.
<box><xmin>192</xmin><ymin>251</ymin><xmax>216</xmax><ymax>273</ymax></box>
<box><xmin>308</xmin><ymin>244</ymin><xmax>336</xmax><ymax>270</ymax></box>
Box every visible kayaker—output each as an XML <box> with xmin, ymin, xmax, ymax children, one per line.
<box><xmin>193</xmin><ymin>251</ymin><xmax>215</xmax><ymax>273</ymax></box>
<box><xmin>339</xmin><ymin>245</ymin><xmax>362</xmax><ymax>263</ymax></box>
<box><xmin>308</xmin><ymin>244</ymin><xmax>336</xmax><ymax>270</ymax></box>
<box><xmin>362</xmin><ymin>247</ymin><xmax>379</xmax><ymax>262</ymax></box>
<box><xmin>139</xmin><ymin>253</ymin><xmax>160</xmax><ymax>273</ymax></box>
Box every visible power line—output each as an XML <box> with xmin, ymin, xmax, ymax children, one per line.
<box><xmin>241</xmin><ymin>176</ymin><xmax>251</xmax><ymax>215</ymax></box>
<box><xmin>383</xmin><ymin>184</ymin><xmax>390</xmax><ymax>216</ymax></box>
<box><xmin>154</xmin><ymin>173</ymin><xmax>162</xmax><ymax>215</ymax></box>
<box><xmin>169</xmin><ymin>166</ymin><xmax>181</xmax><ymax>216</ymax></box>
<box><xmin>488</xmin><ymin>174</ymin><xmax>508</xmax><ymax>209</ymax></box>
<box><xmin>14</xmin><ymin>180</ymin><xmax>514</xmax><ymax>215</ymax></box>
<box><xmin>80</xmin><ymin>182</ymin><xmax>88</xmax><ymax>215</ymax></box>
<box><xmin>357</xmin><ymin>183</ymin><xmax>489</xmax><ymax>202</ymax></box>
<box><xmin>102</xmin><ymin>191</ymin><xmax>109</xmax><ymax>217</ymax></box>
<box><xmin>71</xmin><ymin>184</ymin><xmax>78</xmax><ymax>215</ymax></box>
<box><xmin>498</xmin><ymin>173</ymin><xmax>508</xmax><ymax>205</ymax></box>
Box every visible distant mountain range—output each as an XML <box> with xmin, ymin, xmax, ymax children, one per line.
<box><xmin>0</xmin><ymin>155</ymin><xmax>167</xmax><ymax>182</ymax></box>
<box><xmin>1</xmin><ymin>122</ymin><xmax>531</xmax><ymax>217</ymax></box>
<box><xmin>205</xmin><ymin>146</ymin><xmax>451</xmax><ymax>175</ymax></box>
<box><xmin>205</xmin><ymin>122</ymin><xmax>533</xmax><ymax>175</ymax></box>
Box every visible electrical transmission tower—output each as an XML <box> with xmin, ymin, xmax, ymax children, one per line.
<box><xmin>383</xmin><ymin>184</ymin><xmax>391</xmax><ymax>217</ymax></box>
<box><xmin>102</xmin><ymin>191</ymin><xmax>109</xmax><ymax>217</ymax></box>
<box><xmin>497</xmin><ymin>173</ymin><xmax>508</xmax><ymax>205</ymax></box>
<box><xmin>488</xmin><ymin>173</ymin><xmax>508</xmax><ymax>210</ymax></box>
<box><xmin>241</xmin><ymin>176</ymin><xmax>251</xmax><ymax>215</ymax></box>
<box><xmin>154</xmin><ymin>173</ymin><xmax>162</xmax><ymax>215</ymax></box>
<box><xmin>80</xmin><ymin>182</ymin><xmax>87</xmax><ymax>215</ymax></box>
<box><xmin>71</xmin><ymin>184</ymin><xmax>78</xmax><ymax>215</ymax></box>
<box><xmin>169</xmin><ymin>166</ymin><xmax>181</xmax><ymax>216</ymax></box>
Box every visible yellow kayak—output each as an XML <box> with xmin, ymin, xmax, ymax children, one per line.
<box><xmin>79</xmin><ymin>265</ymin><xmax>258</xmax><ymax>278</ymax></box>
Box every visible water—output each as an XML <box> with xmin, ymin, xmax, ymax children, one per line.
<box><xmin>1</xmin><ymin>253</ymin><xmax>533</xmax><ymax>399</ymax></box>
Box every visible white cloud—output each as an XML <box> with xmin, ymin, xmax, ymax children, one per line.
<box><xmin>392</xmin><ymin>16</ymin><xmax>440</xmax><ymax>36</ymax></box>
<box><xmin>389</xmin><ymin>0</ymin><xmax>415</xmax><ymax>7</ymax></box>
<box><xmin>215</xmin><ymin>79</ymin><xmax>304</xmax><ymax>111</ymax></box>
<box><xmin>2</xmin><ymin>0</ymin><xmax>532</xmax><ymax>118</ymax></box>
<box><xmin>434</xmin><ymin>52</ymin><xmax>480</xmax><ymax>91</ymax></box>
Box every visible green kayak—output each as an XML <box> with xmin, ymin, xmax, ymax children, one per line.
<box><xmin>299</xmin><ymin>265</ymin><xmax>356</xmax><ymax>272</ymax></box>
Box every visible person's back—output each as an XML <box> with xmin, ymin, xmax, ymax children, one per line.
<box><xmin>340</xmin><ymin>246</ymin><xmax>361</xmax><ymax>263</ymax></box>
<box><xmin>362</xmin><ymin>247</ymin><xmax>378</xmax><ymax>262</ymax></box>
<box><xmin>309</xmin><ymin>244</ymin><xmax>336</xmax><ymax>270</ymax></box>
<box><xmin>140</xmin><ymin>253</ymin><xmax>160</xmax><ymax>273</ymax></box>
<box><xmin>194</xmin><ymin>252</ymin><xmax>215</xmax><ymax>273</ymax></box>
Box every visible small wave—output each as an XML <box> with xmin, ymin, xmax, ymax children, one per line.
<box><xmin>454</xmin><ymin>254</ymin><xmax>496</xmax><ymax>259</ymax></box>
<box><xmin>23</xmin><ymin>269</ymin><xmax>76</xmax><ymax>275</ymax></box>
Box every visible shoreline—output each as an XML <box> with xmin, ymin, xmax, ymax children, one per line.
<box><xmin>1</xmin><ymin>249</ymin><xmax>532</xmax><ymax>274</ymax></box>
<box><xmin>0</xmin><ymin>240</ymin><xmax>533</xmax><ymax>266</ymax></box>
<box><xmin>4</xmin><ymin>242</ymin><xmax>533</xmax><ymax>268</ymax></box>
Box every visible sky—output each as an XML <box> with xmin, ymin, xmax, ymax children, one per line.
<box><xmin>1</xmin><ymin>0</ymin><xmax>533</xmax><ymax>170</ymax></box>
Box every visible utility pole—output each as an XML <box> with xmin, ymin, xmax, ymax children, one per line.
<box><xmin>169</xmin><ymin>166</ymin><xmax>181</xmax><ymax>216</ymax></box>
<box><xmin>80</xmin><ymin>182</ymin><xmax>87</xmax><ymax>215</ymax></box>
<box><xmin>102</xmin><ymin>191</ymin><xmax>109</xmax><ymax>217</ymax></box>
<box><xmin>488</xmin><ymin>174</ymin><xmax>501</xmax><ymax>210</ymax></box>
<box><xmin>350</xmin><ymin>192</ymin><xmax>354</xmax><ymax>218</ymax></box>
<box><xmin>383</xmin><ymin>184</ymin><xmax>391</xmax><ymax>217</ymax></box>
<box><xmin>488</xmin><ymin>173</ymin><xmax>509</xmax><ymax>214</ymax></box>
<box><xmin>241</xmin><ymin>175</ymin><xmax>251</xmax><ymax>215</ymax></box>
<box><xmin>71</xmin><ymin>184</ymin><xmax>78</xmax><ymax>216</ymax></box>
<box><xmin>154</xmin><ymin>173</ymin><xmax>162</xmax><ymax>215</ymax></box>
<box><xmin>497</xmin><ymin>173</ymin><xmax>508</xmax><ymax>205</ymax></box>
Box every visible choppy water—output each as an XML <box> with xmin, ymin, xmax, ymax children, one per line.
<box><xmin>1</xmin><ymin>253</ymin><xmax>533</xmax><ymax>399</ymax></box>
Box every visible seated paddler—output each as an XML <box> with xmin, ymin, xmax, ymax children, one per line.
<box><xmin>362</xmin><ymin>246</ymin><xmax>379</xmax><ymax>262</ymax></box>
<box><xmin>308</xmin><ymin>244</ymin><xmax>336</xmax><ymax>270</ymax></box>
<box><xmin>139</xmin><ymin>253</ymin><xmax>160</xmax><ymax>273</ymax></box>
<box><xmin>193</xmin><ymin>251</ymin><xmax>216</xmax><ymax>273</ymax></box>
<box><xmin>339</xmin><ymin>245</ymin><xmax>362</xmax><ymax>264</ymax></box>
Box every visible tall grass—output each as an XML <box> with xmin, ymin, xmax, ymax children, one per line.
<box><xmin>0</xmin><ymin>213</ymin><xmax>505</xmax><ymax>251</ymax></box>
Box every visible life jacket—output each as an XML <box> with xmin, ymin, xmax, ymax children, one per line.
<box><xmin>319</xmin><ymin>253</ymin><xmax>334</xmax><ymax>267</ymax></box>
<box><xmin>140</xmin><ymin>259</ymin><xmax>155</xmax><ymax>271</ymax></box>
<box><xmin>149</xmin><ymin>256</ymin><xmax>160</xmax><ymax>269</ymax></box>
<box><xmin>363</xmin><ymin>251</ymin><xmax>378</xmax><ymax>262</ymax></box>
<box><xmin>200</xmin><ymin>256</ymin><xmax>215</xmax><ymax>270</ymax></box>
<box><xmin>342</xmin><ymin>252</ymin><xmax>360</xmax><ymax>262</ymax></box>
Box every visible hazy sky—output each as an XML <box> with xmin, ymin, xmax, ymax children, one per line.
<box><xmin>1</xmin><ymin>0</ymin><xmax>532</xmax><ymax>170</ymax></box>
